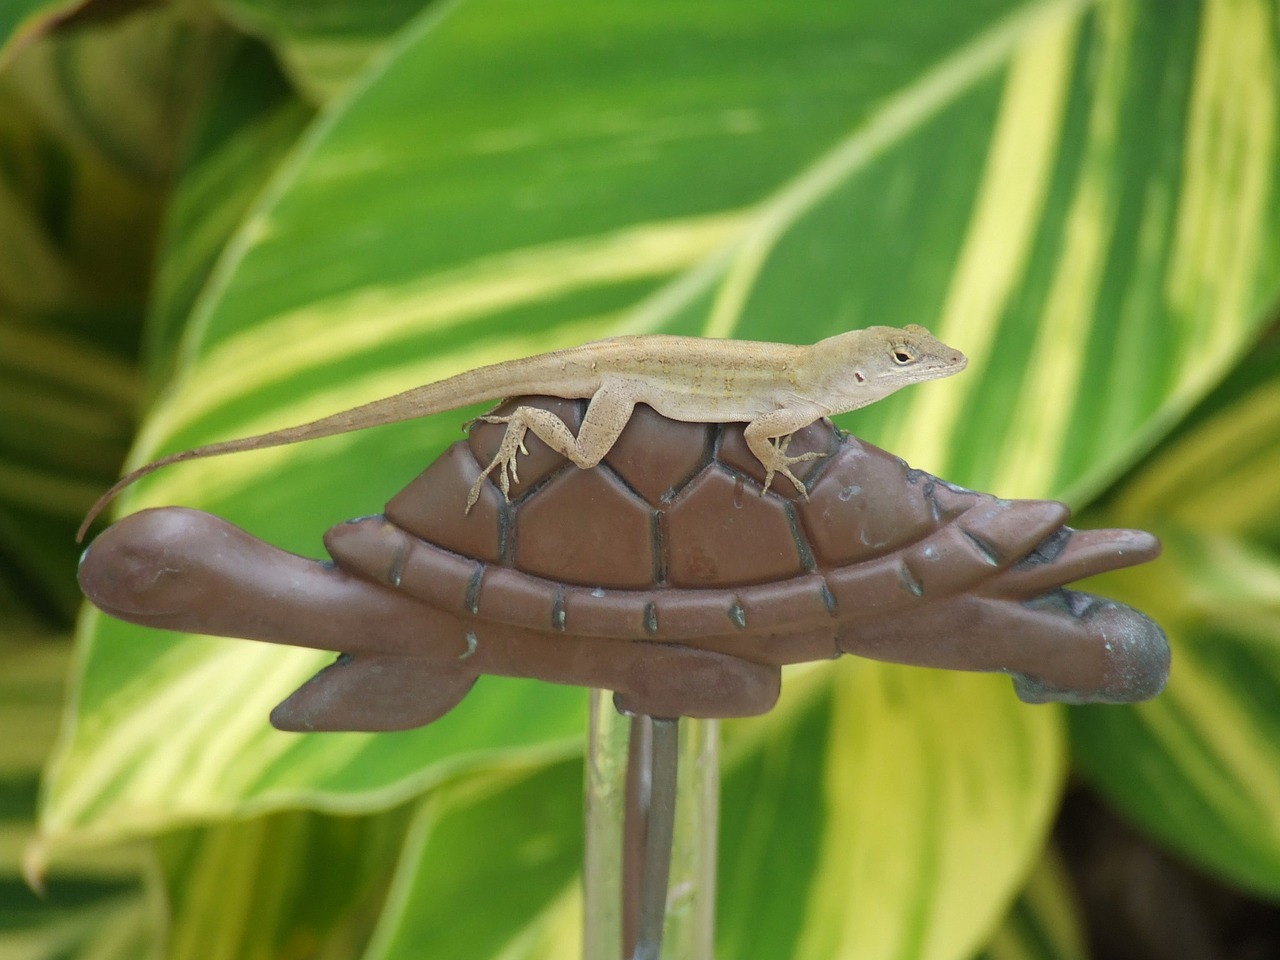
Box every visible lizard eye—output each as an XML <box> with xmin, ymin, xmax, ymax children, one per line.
<box><xmin>891</xmin><ymin>345</ymin><xmax>916</xmax><ymax>365</ymax></box>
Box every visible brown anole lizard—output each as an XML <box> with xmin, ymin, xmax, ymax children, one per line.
<box><xmin>78</xmin><ymin>325</ymin><xmax>966</xmax><ymax>540</ymax></box>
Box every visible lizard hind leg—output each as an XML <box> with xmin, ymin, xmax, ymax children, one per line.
<box><xmin>466</xmin><ymin>416</ymin><xmax>530</xmax><ymax>512</ymax></box>
<box><xmin>464</xmin><ymin>384</ymin><xmax>637</xmax><ymax>512</ymax></box>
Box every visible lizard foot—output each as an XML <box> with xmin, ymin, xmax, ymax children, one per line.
<box><xmin>465</xmin><ymin>417</ymin><xmax>529</xmax><ymax>513</ymax></box>
<box><xmin>759</xmin><ymin>435</ymin><xmax>819</xmax><ymax>498</ymax></box>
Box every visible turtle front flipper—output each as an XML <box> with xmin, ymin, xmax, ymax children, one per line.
<box><xmin>271</xmin><ymin>654</ymin><xmax>477</xmax><ymax>732</ymax></box>
<box><xmin>1008</xmin><ymin>591</ymin><xmax>1169</xmax><ymax>705</ymax></box>
<box><xmin>837</xmin><ymin>589</ymin><xmax>1169</xmax><ymax>705</ymax></box>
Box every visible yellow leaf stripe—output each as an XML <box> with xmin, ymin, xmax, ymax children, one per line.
<box><xmin>138</xmin><ymin>211</ymin><xmax>747</xmax><ymax>460</ymax></box>
<box><xmin>42</xmin><ymin>624</ymin><xmax>334</xmax><ymax>844</ymax></box>
<box><xmin>1167</xmin><ymin>0</ymin><xmax>1278</xmax><ymax>381</ymax></box>
<box><xmin>701</xmin><ymin>0</ymin><xmax>1092</xmax><ymax>342</ymax></box>
<box><xmin>795</xmin><ymin>663</ymin><xmax>1062</xmax><ymax>960</ymax></box>
<box><xmin>1135</xmin><ymin>647</ymin><xmax>1280</xmax><ymax>849</ymax></box>
<box><xmin>1113</xmin><ymin>379</ymin><xmax>1280</xmax><ymax>532</ymax></box>
<box><xmin>119</xmin><ymin>312</ymin><xmax>627</xmax><ymax>514</ymax></box>
<box><xmin>995</xmin><ymin>0</ymin><xmax>1135</xmax><ymax>498</ymax></box>
<box><xmin>901</xmin><ymin>10</ymin><xmax>1078</xmax><ymax>472</ymax></box>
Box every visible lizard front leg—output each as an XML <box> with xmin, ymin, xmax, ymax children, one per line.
<box><xmin>466</xmin><ymin>380</ymin><xmax>639</xmax><ymax>511</ymax></box>
<box><xmin>744</xmin><ymin>404</ymin><xmax>829</xmax><ymax>497</ymax></box>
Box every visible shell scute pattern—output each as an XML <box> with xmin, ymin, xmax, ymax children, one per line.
<box><xmin>715</xmin><ymin>416</ymin><xmax>834</xmax><ymax>495</ymax></box>
<box><xmin>385</xmin><ymin>442</ymin><xmax>505</xmax><ymax>562</ymax></box>
<box><xmin>467</xmin><ymin>396</ymin><xmax>586</xmax><ymax>502</ymax></box>
<box><xmin>601</xmin><ymin>402</ymin><xmax>711</xmax><ymax>505</ymax></box>
<box><xmin>797</xmin><ymin>437</ymin><xmax>957</xmax><ymax>566</ymax></box>
<box><xmin>516</xmin><ymin>465</ymin><xmax>655</xmax><ymax>589</ymax></box>
<box><xmin>663</xmin><ymin>468</ymin><xmax>805</xmax><ymax>586</ymax></box>
<box><xmin>352</xmin><ymin>397</ymin><xmax>1086</xmax><ymax>644</ymax></box>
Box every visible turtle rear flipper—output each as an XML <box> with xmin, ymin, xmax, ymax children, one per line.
<box><xmin>608</xmin><ymin>642</ymin><xmax>781</xmax><ymax>719</ymax></box>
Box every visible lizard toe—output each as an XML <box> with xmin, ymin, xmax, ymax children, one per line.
<box><xmin>780</xmin><ymin>467</ymin><xmax>808</xmax><ymax>497</ymax></box>
<box><xmin>464</xmin><ymin>475</ymin><xmax>485</xmax><ymax>513</ymax></box>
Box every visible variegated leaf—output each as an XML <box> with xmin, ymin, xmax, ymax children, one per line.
<box><xmin>718</xmin><ymin>665</ymin><xmax>1063</xmax><ymax>960</ymax></box>
<box><xmin>1072</xmin><ymin>334</ymin><xmax>1280</xmax><ymax>896</ymax></box>
<box><xmin>977</xmin><ymin>849</ymin><xmax>1088</xmax><ymax>960</ymax></box>
<box><xmin>36</xmin><ymin>0</ymin><xmax>1280</xmax><ymax>957</ymax></box>
<box><xmin>361</xmin><ymin>762</ymin><xmax>583</xmax><ymax>960</ymax></box>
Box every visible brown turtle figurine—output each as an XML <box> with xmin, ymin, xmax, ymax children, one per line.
<box><xmin>78</xmin><ymin>396</ymin><xmax>1169</xmax><ymax>730</ymax></box>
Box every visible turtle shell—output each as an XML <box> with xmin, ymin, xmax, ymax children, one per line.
<box><xmin>323</xmin><ymin>396</ymin><xmax>1162</xmax><ymax>668</ymax></box>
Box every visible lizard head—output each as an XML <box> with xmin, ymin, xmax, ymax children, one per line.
<box><xmin>819</xmin><ymin>324</ymin><xmax>967</xmax><ymax>407</ymax></box>
<box><xmin>881</xmin><ymin>324</ymin><xmax>967</xmax><ymax>380</ymax></box>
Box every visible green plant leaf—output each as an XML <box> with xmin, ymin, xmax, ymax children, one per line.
<box><xmin>82</xmin><ymin>0</ymin><xmax>1279</xmax><ymax>538</ymax></box>
<box><xmin>41</xmin><ymin>611</ymin><xmax>584</xmax><ymax>846</ymax></box>
<box><xmin>0</xmin><ymin>628</ymin><xmax>162</xmax><ymax>960</ymax></box>
<box><xmin>361</xmin><ymin>761</ymin><xmax>583</xmax><ymax>960</ymax></box>
<box><xmin>0</xmin><ymin>321</ymin><xmax>137</xmax><ymax>620</ymax></box>
<box><xmin>40</xmin><ymin>1</ymin><xmax>1280</xmax><ymax>956</ymax></box>
<box><xmin>0</xmin><ymin>4</ymin><xmax>262</xmax><ymax>621</ymax></box>
<box><xmin>215</xmin><ymin>0</ymin><xmax>429</xmax><ymax>104</ymax></box>
<box><xmin>0</xmin><ymin>4</ymin><xmax>210</xmax><ymax>314</ymax></box>
<box><xmin>143</xmin><ymin>34</ymin><xmax>314</xmax><ymax>384</ymax></box>
<box><xmin>1071</xmin><ymin>330</ymin><xmax>1280</xmax><ymax>896</ymax></box>
<box><xmin>0</xmin><ymin>0</ymin><xmax>76</xmax><ymax>70</ymax></box>
<box><xmin>718</xmin><ymin>665</ymin><xmax>1063</xmax><ymax>960</ymax></box>
<box><xmin>158</xmin><ymin>805</ymin><xmax>410</xmax><ymax>960</ymax></box>
<box><xmin>977</xmin><ymin>849</ymin><xmax>1088</xmax><ymax>960</ymax></box>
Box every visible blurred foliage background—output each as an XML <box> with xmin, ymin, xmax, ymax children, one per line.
<box><xmin>2</xmin><ymin>0</ymin><xmax>1279</xmax><ymax>957</ymax></box>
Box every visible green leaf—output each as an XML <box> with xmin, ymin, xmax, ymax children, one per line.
<box><xmin>1071</xmin><ymin>334</ymin><xmax>1280</xmax><ymax>897</ymax></box>
<box><xmin>0</xmin><ymin>315</ymin><xmax>138</xmax><ymax>621</ymax></box>
<box><xmin>215</xmin><ymin>0</ymin><xmax>429</xmax><ymax>104</ymax></box>
<box><xmin>0</xmin><ymin>4</ymin><xmax>211</xmax><ymax>312</ymax></box>
<box><xmin>0</xmin><ymin>628</ymin><xmax>68</xmax><ymax>777</ymax></box>
<box><xmin>0</xmin><ymin>628</ymin><xmax>162</xmax><ymax>960</ymax></box>
<box><xmin>143</xmin><ymin>34</ymin><xmax>314</xmax><ymax>383</ymax></box>
<box><xmin>0</xmin><ymin>0</ymin><xmax>77</xmax><ymax>71</ymax></box>
<box><xmin>159</xmin><ymin>806</ymin><xmax>410</xmax><ymax>960</ymax></box>
<box><xmin>89</xmin><ymin>0</ymin><xmax>1279</xmax><ymax>538</ymax></box>
<box><xmin>718</xmin><ymin>665</ymin><xmax>1064</xmax><ymax>960</ymax></box>
<box><xmin>977</xmin><ymin>849</ymin><xmax>1088</xmax><ymax>960</ymax></box>
<box><xmin>361</xmin><ymin>761</ymin><xmax>583</xmax><ymax>960</ymax></box>
<box><xmin>0</xmin><ymin>3</ymin><xmax>259</xmax><ymax>621</ymax></box>
<box><xmin>40</xmin><ymin>0</ymin><xmax>1280</xmax><ymax>955</ymax></box>
<box><xmin>0</xmin><ymin>887</ymin><xmax>158</xmax><ymax>960</ymax></box>
<box><xmin>42</xmin><ymin>613</ymin><xmax>584</xmax><ymax>846</ymax></box>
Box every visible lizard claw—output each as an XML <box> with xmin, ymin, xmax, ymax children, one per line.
<box><xmin>502</xmin><ymin>455</ymin><xmax>520</xmax><ymax>493</ymax></box>
<box><xmin>463</xmin><ymin>412</ymin><xmax>510</xmax><ymax>433</ymax></box>
<box><xmin>464</xmin><ymin>419</ymin><xmax>530</xmax><ymax>514</ymax></box>
<box><xmin>760</xmin><ymin>466</ymin><xmax>811</xmax><ymax>500</ymax></box>
<box><xmin>758</xmin><ymin>434</ymin><xmax>818</xmax><ymax>499</ymax></box>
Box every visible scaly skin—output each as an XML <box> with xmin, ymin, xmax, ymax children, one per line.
<box><xmin>79</xmin><ymin>325</ymin><xmax>967</xmax><ymax>538</ymax></box>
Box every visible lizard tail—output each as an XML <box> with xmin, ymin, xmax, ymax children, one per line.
<box><xmin>78</xmin><ymin>421</ymin><xmax>341</xmax><ymax>543</ymax></box>
<box><xmin>76</xmin><ymin>365</ymin><xmax>524</xmax><ymax>543</ymax></box>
